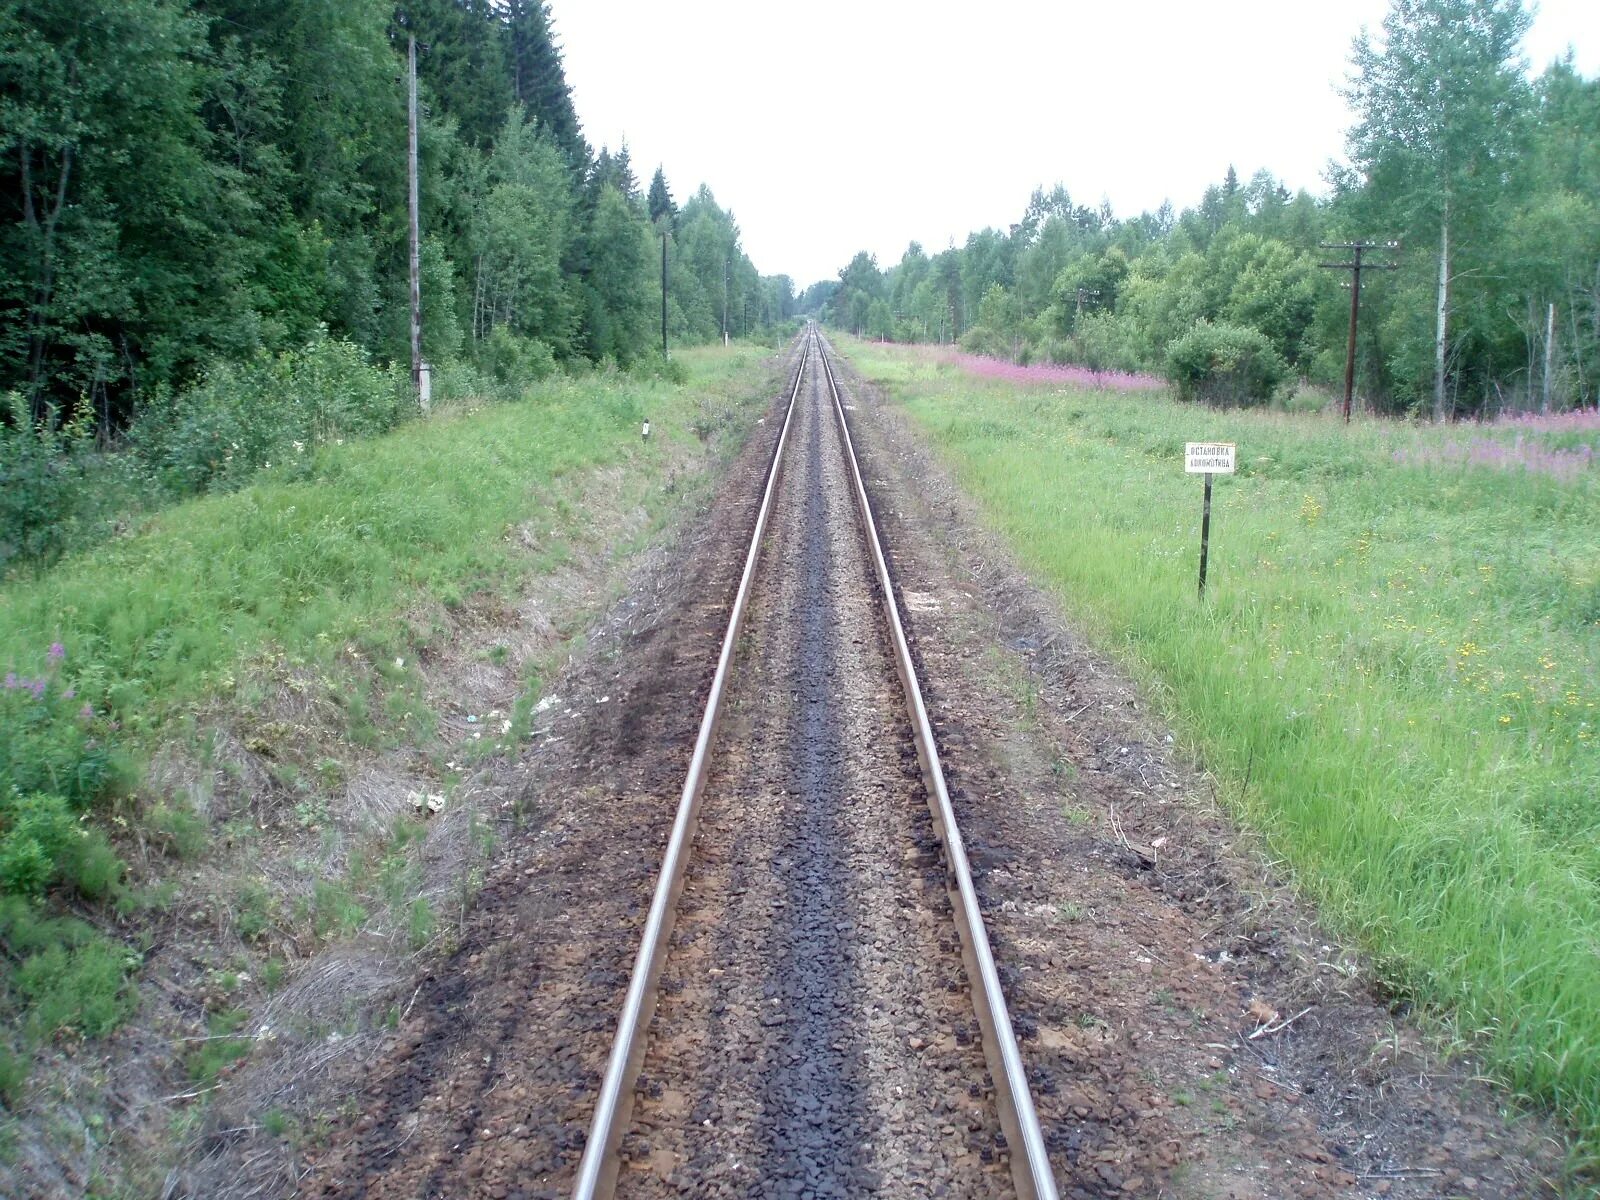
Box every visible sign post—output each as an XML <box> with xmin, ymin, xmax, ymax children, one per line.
<box><xmin>1185</xmin><ymin>442</ymin><xmax>1236</xmax><ymax>597</ymax></box>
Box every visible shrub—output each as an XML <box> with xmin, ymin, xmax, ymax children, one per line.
<box><xmin>1073</xmin><ymin>313</ymin><xmax>1146</xmax><ymax>374</ymax></box>
<box><xmin>958</xmin><ymin>325</ymin><xmax>1013</xmax><ymax>360</ymax></box>
<box><xmin>0</xmin><ymin>393</ymin><xmax>96</xmax><ymax>570</ymax></box>
<box><xmin>480</xmin><ymin>327</ymin><xmax>557</xmax><ymax>395</ymax></box>
<box><xmin>1165</xmin><ymin>321</ymin><xmax>1289</xmax><ymax>408</ymax></box>
<box><xmin>133</xmin><ymin>328</ymin><xmax>405</xmax><ymax>496</ymax></box>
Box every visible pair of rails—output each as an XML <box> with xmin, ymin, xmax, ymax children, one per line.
<box><xmin>573</xmin><ymin>328</ymin><xmax>1057</xmax><ymax>1200</ymax></box>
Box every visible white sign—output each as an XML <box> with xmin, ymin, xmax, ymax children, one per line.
<box><xmin>1185</xmin><ymin>442</ymin><xmax>1236</xmax><ymax>474</ymax></box>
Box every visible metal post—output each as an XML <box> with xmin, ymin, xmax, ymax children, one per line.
<box><xmin>407</xmin><ymin>36</ymin><xmax>423</xmax><ymax>405</ymax></box>
<box><xmin>1198</xmin><ymin>472</ymin><xmax>1213</xmax><ymax>598</ymax></box>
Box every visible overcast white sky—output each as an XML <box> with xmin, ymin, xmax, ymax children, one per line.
<box><xmin>554</xmin><ymin>0</ymin><xmax>1600</xmax><ymax>288</ymax></box>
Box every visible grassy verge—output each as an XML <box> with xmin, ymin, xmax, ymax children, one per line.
<box><xmin>0</xmin><ymin>344</ymin><xmax>774</xmax><ymax>1091</ymax></box>
<box><xmin>842</xmin><ymin>336</ymin><xmax>1600</xmax><ymax>1161</ymax></box>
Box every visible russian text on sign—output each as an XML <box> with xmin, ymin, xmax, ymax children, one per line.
<box><xmin>1185</xmin><ymin>442</ymin><xmax>1236</xmax><ymax>474</ymax></box>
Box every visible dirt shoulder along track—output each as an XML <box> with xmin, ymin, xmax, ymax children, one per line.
<box><xmin>289</xmin><ymin>334</ymin><xmax>1567</xmax><ymax>1200</ymax></box>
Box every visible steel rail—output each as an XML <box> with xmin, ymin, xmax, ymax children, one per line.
<box><xmin>571</xmin><ymin>335</ymin><xmax>812</xmax><ymax>1200</ymax></box>
<box><xmin>815</xmin><ymin>331</ymin><xmax>1061</xmax><ymax>1200</ymax></box>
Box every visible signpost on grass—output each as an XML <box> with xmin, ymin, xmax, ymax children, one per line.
<box><xmin>1186</xmin><ymin>442</ymin><xmax>1235</xmax><ymax>597</ymax></box>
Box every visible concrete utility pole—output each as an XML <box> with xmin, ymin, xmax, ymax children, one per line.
<box><xmin>408</xmin><ymin>36</ymin><xmax>424</xmax><ymax>407</ymax></box>
<box><xmin>1319</xmin><ymin>241</ymin><xmax>1398</xmax><ymax>423</ymax></box>
<box><xmin>1542</xmin><ymin>302</ymin><xmax>1556</xmax><ymax>414</ymax></box>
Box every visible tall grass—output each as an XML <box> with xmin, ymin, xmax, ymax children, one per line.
<box><xmin>845</xmin><ymin>338</ymin><xmax>1600</xmax><ymax>1155</ymax></box>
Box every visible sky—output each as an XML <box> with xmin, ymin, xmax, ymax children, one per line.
<box><xmin>554</xmin><ymin>0</ymin><xmax>1600</xmax><ymax>289</ymax></box>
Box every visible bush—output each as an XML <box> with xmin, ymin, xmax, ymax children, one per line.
<box><xmin>958</xmin><ymin>325</ymin><xmax>1013</xmax><ymax>360</ymax></box>
<box><xmin>133</xmin><ymin>328</ymin><xmax>405</xmax><ymax>496</ymax></box>
<box><xmin>1165</xmin><ymin>321</ymin><xmax>1289</xmax><ymax>408</ymax></box>
<box><xmin>480</xmin><ymin>327</ymin><xmax>556</xmax><ymax>395</ymax></box>
<box><xmin>0</xmin><ymin>393</ymin><xmax>96</xmax><ymax>571</ymax></box>
<box><xmin>1073</xmin><ymin>313</ymin><xmax>1146</xmax><ymax>374</ymax></box>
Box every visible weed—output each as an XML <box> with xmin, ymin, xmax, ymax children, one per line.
<box><xmin>407</xmin><ymin>896</ymin><xmax>435</xmax><ymax>950</ymax></box>
<box><xmin>261</xmin><ymin>958</ymin><xmax>286</xmax><ymax>992</ymax></box>
<box><xmin>234</xmin><ymin>882</ymin><xmax>272</xmax><ymax>943</ymax></box>
<box><xmin>146</xmin><ymin>802</ymin><xmax>208</xmax><ymax>861</ymax></box>
<box><xmin>310</xmin><ymin>881</ymin><xmax>365</xmax><ymax>942</ymax></box>
<box><xmin>262</xmin><ymin>1108</ymin><xmax>294</xmax><ymax>1139</ymax></box>
<box><xmin>0</xmin><ymin>1040</ymin><xmax>30</xmax><ymax>1105</ymax></box>
<box><xmin>185</xmin><ymin>1008</ymin><xmax>253</xmax><ymax>1081</ymax></box>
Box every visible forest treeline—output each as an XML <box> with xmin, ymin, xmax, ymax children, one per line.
<box><xmin>1</xmin><ymin>0</ymin><xmax>794</xmax><ymax>428</ymax></box>
<box><xmin>811</xmin><ymin>0</ymin><xmax>1599</xmax><ymax>419</ymax></box>
<box><xmin>1</xmin><ymin>0</ymin><xmax>796</xmax><ymax>567</ymax></box>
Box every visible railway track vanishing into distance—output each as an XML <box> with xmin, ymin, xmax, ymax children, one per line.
<box><xmin>575</xmin><ymin>328</ymin><xmax>1057</xmax><ymax>1199</ymax></box>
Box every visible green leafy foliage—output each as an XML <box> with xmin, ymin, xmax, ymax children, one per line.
<box><xmin>1166</xmin><ymin>322</ymin><xmax>1291</xmax><ymax>407</ymax></box>
<box><xmin>0</xmin><ymin>394</ymin><xmax>95</xmax><ymax>570</ymax></box>
<box><xmin>131</xmin><ymin>330</ymin><xmax>404</xmax><ymax>496</ymax></box>
<box><xmin>0</xmin><ymin>896</ymin><xmax>137</xmax><ymax>1044</ymax></box>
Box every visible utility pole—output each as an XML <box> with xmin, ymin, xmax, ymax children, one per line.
<box><xmin>1075</xmin><ymin>286</ymin><xmax>1101</xmax><ymax>326</ymax></box>
<box><xmin>660</xmin><ymin>232</ymin><xmax>669</xmax><ymax>360</ymax></box>
<box><xmin>1542</xmin><ymin>302</ymin><xmax>1556</xmax><ymax>414</ymax></box>
<box><xmin>407</xmin><ymin>35</ymin><xmax>424</xmax><ymax>408</ymax></box>
<box><xmin>722</xmin><ymin>256</ymin><xmax>729</xmax><ymax>347</ymax></box>
<box><xmin>1319</xmin><ymin>241</ymin><xmax>1398</xmax><ymax>422</ymax></box>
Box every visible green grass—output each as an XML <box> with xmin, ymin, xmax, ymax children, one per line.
<box><xmin>0</xmin><ymin>348</ymin><xmax>769</xmax><ymax>736</ymax></box>
<box><xmin>843</xmin><ymin>337</ymin><xmax>1600</xmax><ymax>1160</ymax></box>
<box><xmin>0</xmin><ymin>343</ymin><xmax>774</xmax><ymax>1061</ymax></box>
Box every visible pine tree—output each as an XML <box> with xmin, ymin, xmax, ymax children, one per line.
<box><xmin>504</xmin><ymin>0</ymin><xmax>585</xmax><ymax>168</ymax></box>
<box><xmin>647</xmin><ymin>167</ymin><xmax>677</xmax><ymax>228</ymax></box>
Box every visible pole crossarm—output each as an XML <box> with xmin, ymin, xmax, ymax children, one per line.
<box><xmin>1318</xmin><ymin>240</ymin><xmax>1399</xmax><ymax>422</ymax></box>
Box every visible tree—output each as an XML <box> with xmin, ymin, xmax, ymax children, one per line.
<box><xmin>647</xmin><ymin>166</ymin><xmax>676</xmax><ymax>229</ymax></box>
<box><xmin>580</xmin><ymin>183</ymin><xmax>653</xmax><ymax>365</ymax></box>
<box><xmin>471</xmin><ymin>107</ymin><xmax>575</xmax><ymax>353</ymax></box>
<box><xmin>503</xmin><ymin>0</ymin><xmax>585</xmax><ymax>168</ymax></box>
<box><xmin>1342</xmin><ymin>0</ymin><xmax>1533</xmax><ymax>418</ymax></box>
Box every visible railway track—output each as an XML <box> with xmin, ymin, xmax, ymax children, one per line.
<box><xmin>575</xmin><ymin>328</ymin><xmax>1057</xmax><ymax>1199</ymax></box>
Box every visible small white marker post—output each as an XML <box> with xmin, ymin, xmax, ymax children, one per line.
<box><xmin>1185</xmin><ymin>442</ymin><xmax>1236</xmax><ymax>597</ymax></box>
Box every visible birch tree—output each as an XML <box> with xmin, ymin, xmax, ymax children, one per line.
<box><xmin>1342</xmin><ymin>0</ymin><xmax>1531</xmax><ymax>419</ymax></box>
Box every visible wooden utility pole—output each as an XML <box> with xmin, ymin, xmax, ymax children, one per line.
<box><xmin>1319</xmin><ymin>241</ymin><xmax>1398</xmax><ymax>422</ymax></box>
<box><xmin>1075</xmin><ymin>286</ymin><xmax>1101</xmax><ymax>325</ymax></box>
<box><xmin>407</xmin><ymin>36</ymin><xmax>424</xmax><ymax>407</ymax></box>
<box><xmin>661</xmin><ymin>232</ymin><xmax>669</xmax><ymax>360</ymax></box>
<box><xmin>722</xmin><ymin>257</ymin><xmax>729</xmax><ymax>346</ymax></box>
